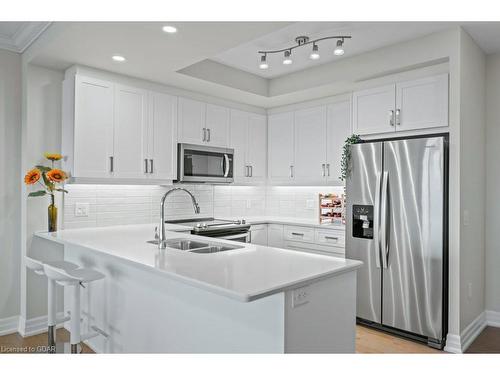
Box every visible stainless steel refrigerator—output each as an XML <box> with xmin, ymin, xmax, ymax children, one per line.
<box><xmin>346</xmin><ymin>135</ymin><xmax>448</xmax><ymax>349</ymax></box>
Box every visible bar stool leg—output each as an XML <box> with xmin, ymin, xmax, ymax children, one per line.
<box><xmin>70</xmin><ymin>283</ymin><xmax>81</xmax><ymax>354</ymax></box>
<box><xmin>47</xmin><ymin>278</ymin><xmax>57</xmax><ymax>353</ymax></box>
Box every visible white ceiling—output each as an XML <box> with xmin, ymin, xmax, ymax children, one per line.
<box><xmin>0</xmin><ymin>22</ymin><xmax>50</xmax><ymax>52</ymax></box>
<box><xmin>212</xmin><ymin>22</ymin><xmax>455</xmax><ymax>78</ymax></box>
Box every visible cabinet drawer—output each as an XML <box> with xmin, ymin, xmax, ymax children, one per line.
<box><xmin>284</xmin><ymin>226</ymin><xmax>315</xmax><ymax>243</ymax></box>
<box><xmin>315</xmin><ymin>229</ymin><xmax>345</xmax><ymax>248</ymax></box>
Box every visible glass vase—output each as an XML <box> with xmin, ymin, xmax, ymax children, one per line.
<box><xmin>48</xmin><ymin>194</ymin><xmax>57</xmax><ymax>232</ymax></box>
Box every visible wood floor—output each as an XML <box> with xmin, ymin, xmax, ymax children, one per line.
<box><xmin>1</xmin><ymin>325</ymin><xmax>499</xmax><ymax>354</ymax></box>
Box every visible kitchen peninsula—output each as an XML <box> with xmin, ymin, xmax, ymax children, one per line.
<box><xmin>34</xmin><ymin>224</ymin><xmax>362</xmax><ymax>353</ymax></box>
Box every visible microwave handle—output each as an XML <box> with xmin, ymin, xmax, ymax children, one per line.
<box><xmin>223</xmin><ymin>154</ymin><xmax>230</xmax><ymax>177</ymax></box>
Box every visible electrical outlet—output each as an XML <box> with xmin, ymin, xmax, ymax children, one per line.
<box><xmin>467</xmin><ymin>283</ymin><xmax>473</xmax><ymax>299</ymax></box>
<box><xmin>75</xmin><ymin>203</ymin><xmax>90</xmax><ymax>217</ymax></box>
<box><xmin>306</xmin><ymin>199</ymin><xmax>315</xmax><ymax>209</ymax></box>
<box><xmin>292</xmin><ymin>286</ymin><xmax>309</xmax><ymax>308</ymax></box>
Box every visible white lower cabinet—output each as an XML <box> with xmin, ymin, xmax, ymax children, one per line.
<box><xmin>250</xmin><ymin>224</ymin><xmax>268</xmax><ymax>246</ymax></box>
<box><xmin>267</xmin><ymin>224</ymin><xmax>284</xmax><ymax>248</ymax></box>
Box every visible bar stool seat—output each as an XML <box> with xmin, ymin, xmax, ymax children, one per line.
<box><xmin>43</xmin><ymin>263</ymin><xmax>107</xmax><ymax>353</ymax></box>
<box><xmin>25</xmin><ymin>257</ymin><xmax>79</xmax><ymax>352</ymax></box>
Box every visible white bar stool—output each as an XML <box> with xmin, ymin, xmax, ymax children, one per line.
<box><xmin>43</xmin><ymin>264</ymin><xmax>107</xmax><ymax>353</ymax></box>
<box><xmin>25</xmin><ymin>257</ymin><xmax>79</xmax><ymax>352</ymax></box>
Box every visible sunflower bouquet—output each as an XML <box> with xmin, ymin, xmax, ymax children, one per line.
<box><xmin>24</xmin><ymin>153</ymin><xmax>69</xmax><ymax>232</ymax></box>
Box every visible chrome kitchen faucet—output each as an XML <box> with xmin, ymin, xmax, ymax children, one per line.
<box><xmin>158</xmin><ymin>188</ymin><xmax>200</xmax><ymax>249</ymax></box>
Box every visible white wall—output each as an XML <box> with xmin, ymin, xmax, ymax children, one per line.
<box><xmin>21</xmin><ymin>64</ymin><xmax>65</xmax><ymax>323</ymax></box>
<box><xmin>458</xmin><ymin>30</ymin><xmax>487</xmax><ymax>331</ymax></box>
<box><xmin>0</xmin><ymin>49</ymin><xmax>22</xmax><ymax>321</ymax></box>
<box><xmin>485</xmin><ymin>52</ymin><xmax>500</xmax><ymax>314</ymax></box>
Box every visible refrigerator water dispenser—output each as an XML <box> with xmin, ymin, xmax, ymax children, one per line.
<box><xmin>352</xmin><ymin>205</ymin><xmax>374</xmax><ymax>239</ymax></box>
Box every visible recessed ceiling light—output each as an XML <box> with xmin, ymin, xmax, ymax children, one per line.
<box><xmin>162</xmin><ymin>25</ymin><xmax>177</xmax><ymax>33</ymax></box>
<box><xmin>112</xmin><ymin>55</ymin><xmax>126</xmax><ymax>62</ymax></box>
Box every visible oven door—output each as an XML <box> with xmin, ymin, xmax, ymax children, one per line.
<box><xmin>178</xmin><ymin>143</ymin><xmax>234</xmax><ymax>183</ymax></box>
<box><xmin>218</xmin><ymin>232</ymin><xmax>251</xmax><ymax>243</ymax></box>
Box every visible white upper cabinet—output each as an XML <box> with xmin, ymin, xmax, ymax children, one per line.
<box><xmin>229</xmin><ymin>110</ymin><xmax>267</xmax><ymax>184</ymax></box>
<box><xmin>177</xmin><ymin>97</ymin><xmax>206</xmax><ymax>144</ymax></box>
<box><xmin>352</xmin><ymin>84</ymin><xmax>396</xmax><ymax>135</ymax></box>
<box><xmin>353</xmin><ymin>73</ymin><xmax>449</xmax><ymax>136</ymax></box>
<box><xmin>147</xmin><ymin>92</ymin><xmax>177</xmax><ymax>180</ymax></box>
<box><xmin>72</xmin><ymin>75</ymin><xmax>114</xmax><ymax>178</ymax></box>
<box><xmin>64</xmin><ymin>74</ymin><xmax>176</xmax><ymax>183</ymax></box>
<box><xmin>178</xmin><ymin>98</ymin><xmax>230</xmax><ymax>147</ymax></box>
<box><xmin>246</xmin><ymin>114</ymin><xmax>267</xmax><ymax>181</ymax></box>
<box><xmin>395</xmin><ymin>73</ymin><xmax>448</xmax><ymax>131</ymax></box>
<box><xmin>268</xmin><ymin>112</ymin><xmax>294</xmax><ymax>182</ymax></box>
<box><xmin>293</xmin><ymin>106</ymin><xmax>328</xmax><ymax>184</ymax></box>
<box><xmin>205</xmin><ymin>104</ymin><xmax>230</xmax><ymax>147</ymax></box>
<box><xmin>327</xmin><ymin>100</ymin><xmax>352</xmax><ymax>183</ymax></box>
<box><xmin>113</xmin><ymin>84</ymin><xmax>149</xmax><ymax>179</ymax></box>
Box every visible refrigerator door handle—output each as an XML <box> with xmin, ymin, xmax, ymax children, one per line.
<box><xmin>373</xmin><ymin>172</ymin><xmax>382</xmax><ymax>269</ymax></box>
<box><xmin>380</xmin><ymin>171</ymin><xmax>389</xmax><ymax>268</ymax></box>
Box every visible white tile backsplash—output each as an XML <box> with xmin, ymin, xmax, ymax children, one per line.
<box><xmin>63</xmin><ymin>184</ymin><xmax>345</xmax><ymax>228</ymax></box>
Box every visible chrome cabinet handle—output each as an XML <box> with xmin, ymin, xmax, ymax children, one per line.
<box><xmin>326</xmin><ymin>163</ymin><xmax>330</xmax><ymax>177</ymax></box>
<box><xmin>144</xmin><ymin>158</ymin><xmax>149</xmax><ymax>173</ymax></box>
<box><xmin>395</xmin><ymin>109</ymin><xmax>401</xmax><ymax>126</ymax></box>
<box><xmin>291</xmin><ymin>232</ymin><xmax>304</xmax><ymax>236</ymax></box>
<box><xmin>202</xmin><ymin>128</ymin><xmax>206</xmax><ymax>142</ymax></box>
<box><xmin>207</xmin><ymin>128</ymin><xmax>211</xmax><ymax>142</ymax></box>
<box><xmin>290</xmin><ymin>165</ymin><xmax>294</xmax><ymax>178</ymax></box>
<box><xmin>245</xmin><ymin>166</ymin><xmax>249</xmax><ymax>177</ymax></box>
<box><xmin>249</xmin><ymin>165</ymin><xmax>253</xmax><ymax>177</ymax></box>
<box><xmin>322</xmin><ymin>163</ymin><xmax>326</xmax><ymax>177</ymax></box>
<box><xmin>389</xmin><ymin>110</ymin><xmax>394</xmax><ymax>126</ymax></box>
<box><xmin>109</xmin><ymin>156</ymin><xmax>114</xmax><ymax>173</ymax></box>
<box><xmin>149</xmin><ymin>159</ymin><xmax>154</xmax><ymax>174</ymax></box>
<box><xmin>325</xmin><ymin>236</ymin><xmax>338</xmax><ymax>241</ymax></box>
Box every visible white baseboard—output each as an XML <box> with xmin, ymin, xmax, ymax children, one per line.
<box><xmin>0</xmin><ymin>315</ymin><xmax>20</xmax><ymax>336</ymax></box>
<box><xmin>444</xmin><ymin>333</ymin><xmax>462</xmax><ymax>353</ymax></box>
<box><xmin>486</xmin><ymin>310</ymin><xmax>500</xmax><ymax>327</ymax></box>
<box><xmin>18</xmin><ymin>312</ymin><xmax>67</xmax><ymax>337</ymax></box>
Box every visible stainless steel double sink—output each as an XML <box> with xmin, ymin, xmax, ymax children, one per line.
<box><xmin>147</xmin><ymin>238</ymin><xmax>244</xmax><ymax>254</ymax></box>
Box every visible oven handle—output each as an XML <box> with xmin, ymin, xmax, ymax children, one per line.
<box><xmin>223</xmin><ymin>154</ymin><xmax>230</xmax><ymax>177</ymax></box>
<box><xmin>218</xmin><ymin>232</ymin><xmax>250</xmax><ymax>242</ymax></box>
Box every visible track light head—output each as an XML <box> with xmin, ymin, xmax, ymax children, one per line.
<box><xmin>310</xmin><ymin>43</ymin><xmax>320</xmax><ymax>60</ymax></box>
<box><xmin>334</xmin><ymin>39</ymin><xmax>345</xmax><ymax>56</ymax></box>
<box><xmin>259</xmin><ymin>54</ymin><xmax>269</xmax><ymax>70</ymax></box>
<box><xmin>283</xmin><ymin>50</ymin><xmax>293</xmax><ymax>65</ymax></box>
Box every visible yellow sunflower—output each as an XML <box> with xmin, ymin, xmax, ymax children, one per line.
<box><xmin>46</xmin><ymin>169</ymin><xmax>67</xmax><ymax>183</ymax></box>
<box><xmin>24</xmin><ymin>168</ymin><xmax>41</xmax><ymax>185</ymax></box>
<box><xmin>44</xmin><ymin>153</ymin><xmax>63</xmax><ymax>161</ymax></box>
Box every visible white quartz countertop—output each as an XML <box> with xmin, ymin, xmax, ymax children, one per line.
<box><xmin>35</xmin><ymin>224</ymin><xmax>361</xmax><ymax>302</ymax></box>
<box><xmin>217</xmin><ymin>216</ymin><xmax>346</xmax><ymax>230</ymax></box>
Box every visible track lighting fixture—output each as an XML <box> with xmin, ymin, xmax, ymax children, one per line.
<box><xmin>259</xmin><ymin>54</ymin><xmax>269</xmax><ymax>69</ymax></box>
<box><xmin>310</xmin><ymin>43</ymin><xmax>320</xmax><ymax>60</ymax></box>
<box><xmin>283</xmin><ymin>50</ymin><xmax>293</xmax><ymax>65</ymax></box>
<box><xmin>334</xmin><ymin>39</ymin><xmax>345</xmax><ymax>56</ymax></box>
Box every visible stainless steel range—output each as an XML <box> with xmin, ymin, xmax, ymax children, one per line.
<box><xmin>166</xmin><ymin>217</ymin><xmax>251</xmax><ymax>243</ymax></box>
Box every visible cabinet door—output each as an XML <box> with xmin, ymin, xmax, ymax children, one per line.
<box><xmin>205</xmin><ymin>104</ymin><xmax>230</xmax><ymax>147</ymax></box>
<box><xmin>73</xmin><ymin>76</ymin><xmax>114</xmax><ymax>178</ymax></box>
<box><xmin>267</xmin><ymin>224</ymin><xmax>284</xmax><ymax>248</ymax></box>
<box><xmin>113</xmin><ymin>84</ymin><xmax>149</xmax><ymax>179</ymax></box>
<box><xmin>230</xmin><ymin>109</ymin><xmax>249</xmax><ymax>183</ymax></box>
<box><xmin>178</xmin><ymin>97</ymin><xmax>206</xmax><ymax>144</ymax></box>
<box><xmin>293</xmin><ymin>106</ymin><xmax>327</xmax><ymax>184</ymax></box>
<box><xmin>396</xmin><ymin>74</ymin><xmax>449</xmax><ymax>131</ymax></box>
<box><xmin>247</xmin><ymin>114</ymin><xmax>267</xmax><ymax>182</ymax></box>
<box><xmin>327</xmin><ymin>100</ymin><xmax>352</xmax><ymax>184</ymax></box>
<box><xmin>148</xmin><ymin>92</ymin><xmax>177</xmax><ymax>180</ymax></box>
<box><xmin>268</xmin><ymin>112</ymin><xmax>294</xmax><ymax>181</ymax></box>
<box><xmin>250</xmin><ymin>225</ymin><xmax>268</xmax><ymax>246</ymax></box>
<box><xmin>352</xmin><ymin>84</ymin><xmax>396</xmax><ymax>135</ymax></box>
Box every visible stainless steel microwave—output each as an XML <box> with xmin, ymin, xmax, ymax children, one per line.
<box><xmin>177</xmin><ymin>143</ymin><xmax>234</xmax><ymax>183</ymax></box>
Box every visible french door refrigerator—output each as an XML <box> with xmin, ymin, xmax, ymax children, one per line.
<box><xmin>346</xmin><ymin>135</ymin><xmax>448</xmax><ymax>349</ymax></box>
